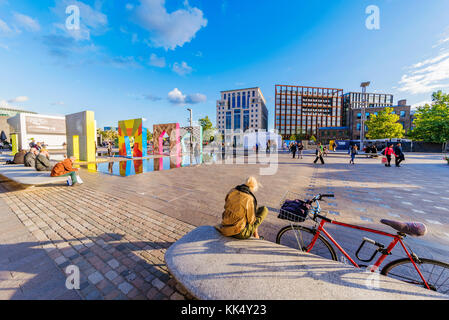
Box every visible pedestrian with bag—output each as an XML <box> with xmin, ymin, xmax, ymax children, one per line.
<box><xmin>382</xmin><ymin>144</ymin><xmax>396</xmax><ymax>167</ymax></box>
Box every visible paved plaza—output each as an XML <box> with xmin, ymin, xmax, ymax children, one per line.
<box><xmin>0</xmin><ymin>151</ymin><xmax>448</xmax><ymax>299</ymax></box>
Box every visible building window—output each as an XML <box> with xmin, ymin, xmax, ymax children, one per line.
<box><xmin>400</xmin><ymin>110</ymin><xmax>406</xmax><ymax>118</ymax></box>
<box><xmin>357</xmin><ymin>123</ymin><xmax>361</xmax><ymax>131</ymax></box>
<box><xmin>226</xmin><ymin>112</ymin><xmax>231</xmax><ymax>130</ymax></box>
<box><xmin>243</xmin><ymin>110</ymin><xmax>249</xmax><ymax>131</ymax></box>
<box><xmin>357</xmin><ymin>112</ymin><xmax>362</xmax><ymax>119</ymax></box>
<box><xmin>234</xmin><ymin>109</ymin><xmax>241</xmax><ymax>130</ymax></box>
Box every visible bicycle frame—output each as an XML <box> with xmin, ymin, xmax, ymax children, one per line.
<box><xmin>305</xmin><ymin>200</ymin><xmax>431</xmax><ymax>290</ymax></box>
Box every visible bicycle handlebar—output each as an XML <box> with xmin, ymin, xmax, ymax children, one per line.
<box><xmin>311</xmin><ymin>193</ymin><xmax>335</xmax><ymax>201</ymax></box>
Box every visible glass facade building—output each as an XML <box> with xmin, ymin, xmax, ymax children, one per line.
<box><xmin>216</xmin><ymin>87</ymin><xmax>268</xmax><ymax>136</ymax></box>
<box><xmin>275</xmin><ymin>85</ymin><xmax>343</xmax><ymax>139</ymax></box>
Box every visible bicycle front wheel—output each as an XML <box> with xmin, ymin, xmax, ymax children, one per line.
<box><xmin>276</xmin><ymin>225</ymin><xmax>337</xmax><ymax>261</ymax></box>
<box><xmin>381</xmin><ymin>258</ymin><xmax>449</xmax><ymax>294</ymax></box>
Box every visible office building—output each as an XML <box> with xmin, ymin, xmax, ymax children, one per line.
<box><xmin>216</xmin><ymin>87</ymin><xmax>268</xmax><ymax>143</ymax></box>
<box><xmin>275</xmin><ymin>85</ymin><xmax>343</xmax><ymax>140</ymax></box>
<box><xmin>349</xmin><ymin>99</ymin><xmax>412</xmax><ymax>140</ymax></box>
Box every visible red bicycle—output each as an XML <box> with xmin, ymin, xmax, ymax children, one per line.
<box><xmin>276</xmin><ymin>192</ymin><xmax>449</xmax><ymax>294</ymax></box>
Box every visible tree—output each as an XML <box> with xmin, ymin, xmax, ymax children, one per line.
<box><xmin>409</xmin><ymin>91</ymin><xmax>449</xmax><ymax>143</ymax></box>
<box><xmin>365</xmin><ymin>107</ymin><xmax>405</xmax><ymax>139</ymax></box>
<box><xmin>147</xmin><ymin>130</ymin><xmax>153</xmax><ymax>142</ymax></box>
<box><xmin>289</xmin><ymin>134</ymin><xmax>297</xmax><ymax>141</ymax></box>
<box><xmin>198</xmin><ymin>116</ymin><xmax>213</xmax><ymax>132</ymax></box>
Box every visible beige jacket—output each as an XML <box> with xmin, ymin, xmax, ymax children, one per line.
<box><xmin>216</xmin><ymin>188</ymin><xmax>256</xmax><ymax>237</ymax></box>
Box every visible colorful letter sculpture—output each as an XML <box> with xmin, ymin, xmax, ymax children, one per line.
<box><xmin>118</xmin><ymin>118</ymin><xmax>147</xmax><ymax>158</ymax></box>
<box><xmin>66</xmin><ymin>111</ymin><xmax>96</xmax><ymax>162</ymax></box>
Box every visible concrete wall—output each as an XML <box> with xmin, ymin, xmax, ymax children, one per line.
<box><xmin>66</xmin><ymin>111</ymin><xmax>96</xmax><ymax>162</ymax></box>
<box><xmin>7</xmin><ymin>113</ymin><xmax>66</xmax><ymax>151</ymax></box>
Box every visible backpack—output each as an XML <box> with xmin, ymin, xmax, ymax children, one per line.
<box><xmin>278</xmin><ymin>199</ymin><xmax>311</xmax><ymax>222</ymax></box>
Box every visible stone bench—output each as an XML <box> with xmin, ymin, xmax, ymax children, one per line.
<box><xmin>0</xmin><ymin>164</ymin><xmax>68</xmax><ymax>186</ymax></box>
<box><xmin>165</xmin><ymin>226</ymin><xmax>447</xmax><ymax>300</ymax></box>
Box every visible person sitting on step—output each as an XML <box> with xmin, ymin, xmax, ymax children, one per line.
<box><xmin>215</xmin><ymin>177</ymin><xmax>268</xmax><ymax>240</ymax></box>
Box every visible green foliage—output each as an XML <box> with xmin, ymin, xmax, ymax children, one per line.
<box><xmin>147</xmin><ymin>130</ymin><xmax>153</xmax><ymax>142</ymax></box>
<box><xmin>198</xmin><ymin>116</ymin><xmax>213</xmax><ymax>132</ymax></box>
<box><xmin>99</xmin><ymin>129</ymin><xmax>118</xmax><ymax>141</ymax></box>
<box><xmin>409</xmin><ymin>91</ymin><xmax>449</xmax><ymax>143</ymax></box>
<box><xmin>289</xmin><ymin>134</ymin><xmax>297</xmax><ymax>141</ymax></box>
<box><xmin>365</xmin><ymin>107</ymin><xmax>405</xmax><ymax>139</ymax></box>
<box><xmin>310</xmin><ymin>135</ymin><xmax>317</xmax><ymax>142</ymax></box>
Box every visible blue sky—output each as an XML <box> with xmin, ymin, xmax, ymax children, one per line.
<box><xmin>1</xmin><ymin>0</ymin><xmax>449</xmax><ymax>130</ymax></box>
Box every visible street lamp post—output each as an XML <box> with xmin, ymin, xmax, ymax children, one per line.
<box><xmin>360</xmin><ymin>81</ymin><xmax>370</xmax><ymax>151</ymax></box>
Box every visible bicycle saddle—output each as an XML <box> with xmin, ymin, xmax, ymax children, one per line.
<box><xmin>380</xmin><ymin>219</ymin><xmax>427</xmax><ymax>237</ymax></box>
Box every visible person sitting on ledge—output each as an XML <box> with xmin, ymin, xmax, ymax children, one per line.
<box><xmin>24</xmin><ymin>147</ymin><xmax>38</xmax><ymax>167</ymax></box>
<box><xmin>215</xmin><ymin>177</ymin><xmax>268</xmax><ymax>240</ymax></box>
<box><xmin>5</xmin><ymin>148</ymin><xmax>27</xmax><ymax>164</ymax></box>
<box><xmin>51</xmin><ymin>156</ymin><xmax>80</xmax><ymax>186</ymax></box>
<box><xmin>35</xmin><ymin>149</ymin><xmax>52</xmax><ymax>171</ymax></box>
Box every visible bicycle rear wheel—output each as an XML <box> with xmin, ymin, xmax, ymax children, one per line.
<box><xmin>381</xmin><ymin>258</ymin><xmax>449</xmax><ymax>294</ymax></box>
<box><xmin>276</xmin><ymin>225</ymin><xmax>337</xmax><ymax>261</ymax></box>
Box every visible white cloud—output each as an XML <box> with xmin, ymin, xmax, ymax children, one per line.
<box><xmin>398</xmin><ymin>49</ymin><xmax>449</xmax><ymax>95</ymax></box>
<box><xmin>149</xmin><ymin>53</ymin><xmax>165</xmax><ymax>67</ymax></box>
<box><xmin>0</xmin><ymin>18</ymin><xmax>12</xmax><ymax>34</ymax></box>
<box><xmin>51</xmin><ymin>101</ymin><xmax>65</xmax><ymax>106</ymax></box>
<box><xmin>185</xmin><ymin>93</ymin><xmax>207</xmax><ymax>104</ymax></box>
<box><xmin>411</xmin><ymin>101</ymin><xmax>432</xmax><ymax>111</ymax></box>
<box><xmin>168</xmin><ymin>88</ymin><xmax>186</xmax><ymax>104</ymax></box>
<box><xmin>8</xmin><ymin>96</ymin><xmax>29</xmax><ymax>103</ymax></box>
<box><xmin>167</xmin><ymin>88</ymin><xmax>206</xmax><ymax>105</ymax></box>
<box><xmin>13</xmin><ymin>13</ymin><xmax>40</xmax><ymax>32</ymax></box>
<box><xmin>134</xmin><ymin>0</ymin><xmax>207</xmax><ymax>50</ymax></box>
<box><xmin>172</xmin><ymin>61</ymin><xmax>192</xmax><ymax>75</ymax></box>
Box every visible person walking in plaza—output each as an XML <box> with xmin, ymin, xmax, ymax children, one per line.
<box><xmin>290</xmin><ymin>142</ymin><xmax>297</xmax><ymax>159</ymax></box>
<box><xmin>297</xmin><ymin>142</ymin><xmax>304</xmax><ymax>159</ymax></box>
<box><xmin>216</xmin><ymin>177</ymin><xmax>268</xmax><ymax>240</ymax></box>
<box><xmin>313</xmin><ymin>142</ymin><xmax>325</xmax><ymax>165</ymax></box>
<box><xmin>51</xmin><ymin>156</ymin><xmax>81</xmax><ymax>186</ymax></box>
<box><xmin>382</xmin><ymin>144</ymin><xmax>396</xmax><ymax>167</ymax></box>
<box><xmin>394</xmin><ymin>143</ymin><xmax>405</xmax><ymax>167</ymax></box>
<box><xmin>349</xmin><ymin>144</ymin><xmax>358</xmax><ymax>165</ymax></box>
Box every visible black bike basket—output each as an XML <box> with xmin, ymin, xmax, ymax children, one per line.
<box><xmin>277</xmin><ymin>199</ymin><xmax>311</xmax><ymax>223</ymax></box>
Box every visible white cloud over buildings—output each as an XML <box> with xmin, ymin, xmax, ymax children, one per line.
<box><xmin>134</xmin><ymin>0</ymin><xmax>207</xmax><ymax>50</ymax></box>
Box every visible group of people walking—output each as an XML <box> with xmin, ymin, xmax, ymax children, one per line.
<box><xmin>289</xmin><ymin>142</ymin><xmax>304</xmax><ymax>159</ymax></box>
<box><xmin>347</xmin><ymin>142</ymin><xmax>405</xmax><ymax>167</ymax></box>
<box><xmin>382</xmin><ymin>143</ymin><xmax>405</xmax><ymax>167</ymax></box>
